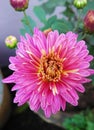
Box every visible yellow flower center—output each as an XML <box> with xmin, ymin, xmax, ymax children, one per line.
<box><xmin>38</xmin><ymin>49</ymin><xmax>63</xmax><ymax>82</ymax></box>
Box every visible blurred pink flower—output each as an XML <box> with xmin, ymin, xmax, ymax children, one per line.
<box><xmin>2</xmin><ymin>28</ymin><xmax>94</xmax><ymax>117</ymax></box>
<box><xmin>84</xmin><ymin>10</ymin><xmax>94</xmax><ymax>33</ymax></box>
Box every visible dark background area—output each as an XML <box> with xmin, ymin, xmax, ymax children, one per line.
<box><xmin>2</xmin><ymin>107</ymin><xmax>64</xmax><ymax>130</ymax></box>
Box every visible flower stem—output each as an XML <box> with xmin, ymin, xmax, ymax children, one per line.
<box><xmin>81</xmin><ymin>33</ymin><xmax>87</xmax><ymax>40</ymax></box>
<box><xmin>23</xmin><ymin>11</ymin><xmax>33</xmax><ymax>34</ymax></box>
<box><xmin>73</xmin><ymin>9</ymin><xmax>82</xmax><ymax>32</ymax></box>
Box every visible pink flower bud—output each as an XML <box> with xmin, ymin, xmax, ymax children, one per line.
<box><xmin>84</xmin><ymin>10</ymin><xmax>94</xmax><ymax>33</ymax></box>
<box><xmin>10</xmin><ymin>0</ymin><xmax>29</xmax><ymax>11</ymax></box>
<box><xmin>43</xmin><ymin>28</ymin><xmax>52</xmax><ymax>37</ymax></box>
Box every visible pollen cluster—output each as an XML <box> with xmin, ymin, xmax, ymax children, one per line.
<box><xmin>38</xmin><ymin>51</ymin><xmax>63</xmax><ymax>82</ymax></box>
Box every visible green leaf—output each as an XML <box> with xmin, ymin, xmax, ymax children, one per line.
<box><xmin>21</xmin><ymin>15</ymin><xmax>36</xmax><ymax>35</ymax></box>
<box><xmin>66</xmin><ymin>0</ymin><xmax>73</xmax><ymax>3</ymax></box>
<box><xmin>27</xmin><ymin>16</ymin><xmax>36</xmax><ymax>29</ymax></box>
<box><xmin>51</xmin><ymin>19</ymin><xmax>73</xmax><ymax>33</ymax></box>
<box><xmin>86</xmin><ymin>34</ymin><xmax>94</xmax><ymax>46</ymax></box>
<box><xmin>63</xmin><ymin>113</ymin><xmax>86</xmax><ymax>130</ymax></box>
<box><xmin>87</xmin><ymin>43</ymin><xmax>94</xmax><ymax>56</ymax></box>
<box><xmin>15</xmin><ymin>104</ymin><xmax>28</xmax><ymax>114</ymax></box>
<box><xmin>91</xmin><ymin>75</ymin><xmax>94</xmax><ymax>85</ymax></box>
<box><xmin>20</xmin><ymin>28</ymin><xmax>27</xmax><ymax>36</ymax></box>
<box><xmin>42</xmin><ymin>15</ymin><xmax>57</xmax><ymax>30</ymax></box>
<box><xmin>86</xmin><ymin>122</ymin><xmax>94</xmax><ymax>130</ymax></box>
<box><xmin>82</xmin><ymin>2</ymin><xmax>94</xmax><ymax>16</ymax></box>
<box><xmin>63</xmin><ymin>2</ymin><xmax>74</xmax><ymax>19</ymax></box>
<box><xmin>41</xmin><ymin>0</ymin><xmax>66</xmax><ymax>14</ymax></box>
<box><xmin>21</xmin><ymin>15</ymin><xmax>36</xmax><ymax>29</ymax></box>
<box><xmin>77</xmin><ymin>32</ymin><xmax>85</xmax><ymax>41</ymax></box>
<box><xmin>34</xmin><ymin>6</ymin><xmax>46</xmax><ymax>23</ymax></box>
<box><xmin>47</xmin><ymin>16</ymin><xmax>57</xmax><ymax>27</ymax></box>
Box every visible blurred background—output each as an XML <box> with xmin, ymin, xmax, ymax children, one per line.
<box><xmin>0</xmin><ymin>0</ymin><xmax>47</xmax><ymax>67</ymax></box>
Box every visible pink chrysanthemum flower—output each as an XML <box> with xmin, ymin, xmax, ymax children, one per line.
<box><xmin>2</xmin><ymin>28</ymin><xmax>94</xmax><ymax>117</ymax></box>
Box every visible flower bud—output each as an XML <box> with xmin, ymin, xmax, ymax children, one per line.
<box><xmin>84</xmin><ymin>10</ymin><xmax>94</xmax><ymax>33</ymax></box>
<box><xmin>5</xmin><ymin>35</ymin><xmax>18</xmax><ymax>49</ymax></box>
<box><xmin>43</xmin><ymin>28</ymin><xmax>52</xmax><ymax>37</ymax></box>
<box><xmin>73</xmin><ymin>0</ymin><xmax>87</xmax><ymax>9</ymax></box>
<box><xmin>10</xmin><ymin>0</ymin><xmax>29</xmax><ymax>11</ymax></box>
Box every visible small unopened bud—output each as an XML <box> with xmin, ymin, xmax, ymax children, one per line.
<box><xmin>84</xmin><ymin>10</ymin><xmax>94</xmax><ymax>33</ymax></box>
<box><xmin>10</xmin><ymin>0</ymin><xmax>29</xmax><ymax>11</ymax></box>
<box><xmin>73</xmin><ymin>0</ymin><xmax>87</xmax><ymax>9</ymax></box>
<box><xmin>43</xmin><ymin>28</ymin><xmax>52</xmax><ymax>37</ymax></box>
<box><xmin>5</xmin><ymin>35</ymin><xmax>18</xmax><ymax>49</ymax></box>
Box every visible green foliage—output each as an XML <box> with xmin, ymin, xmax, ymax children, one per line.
<box><xmin>63</xmin><ymin>113</ymin><xmax>86</xmax><ymax>130</ymax></box>
<box><xmin>51</xmin><ymin>19</ymin><xmax>73</xmax><ymax>33</ymax></box>
<box><xmin>82</xmin><ymin>1</ymin><xmax>94</xmax><ymax>15</ymax></box>
<box><xmin>62</xmin><ymin>110</ymin><xmax>94</xmax><ymax>130</ymax></box>
<box><xmin>42</xmin><ymin>16</ymin><xmax>73</xmax><ymax>33</ymax></box>
<box><xmin>63</xmin><ymin>2</ymin><xmax>74</xmax><ymax>19</ymax></box>
<box><xmin>15</xmin><ymin>103</ymin><xmax>28</xmax><ymax>114</ymax></box>
<box><xmin>42</xmin><ymin>15</ymin><xmax>57</xmax><ymax>30</ymax></box>
<box><xmin>85</xmin><ymin>110</ymin><xmax>94</xmax><ymax>130</ymax></box>
<box><xmin>20</xmin><ymin>15</ymin><xmax>36</xmax><ymax>35</ymax></box>
<box><xmin>41</xmin><ymin>0</ymin><xmax>66</xmax><ymax>14</ymax></box>
<box><xmin>34</xmin><ymin>6</ymin><xmax>47</xmax><ymax>23</ymax></box>
<box><xmin>86</xmin><ymin>122</ymin><xmax>94</xmax><ymax>130</ymax></box>
<box><xmin>33</xmin><ymin>5</ymin><xmax>73</xmax><ymax>34</ymax></box>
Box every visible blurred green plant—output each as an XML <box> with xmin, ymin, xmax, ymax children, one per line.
<box><xmin>62</xmin><ymin>109</ymin><xmax>94</xmax><ymax>130</ymax></box>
